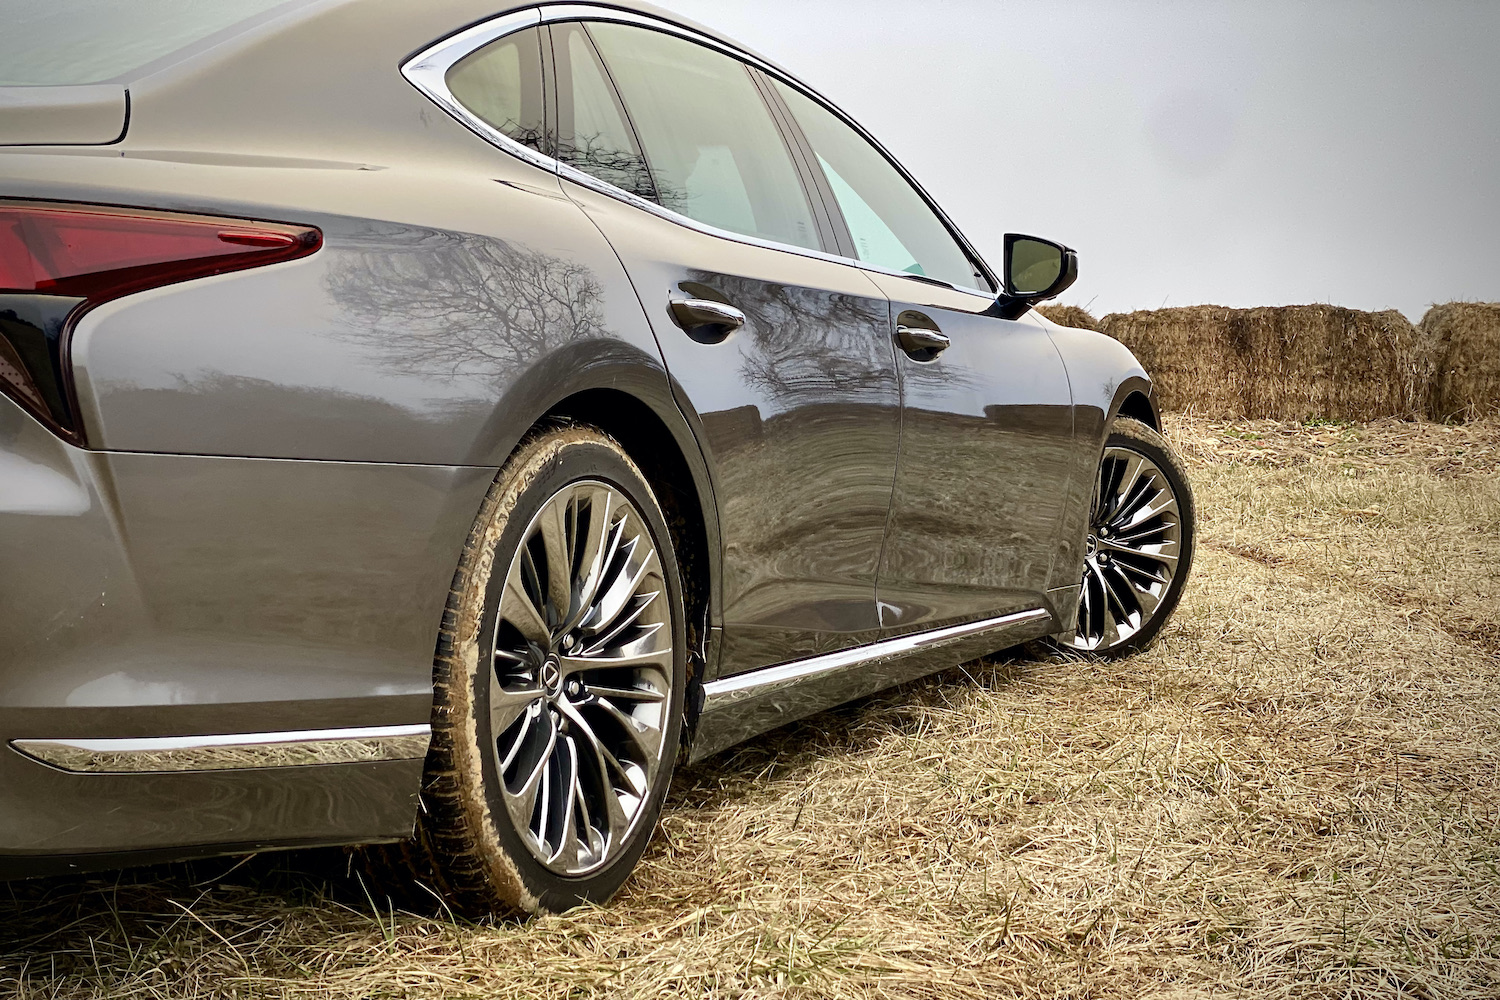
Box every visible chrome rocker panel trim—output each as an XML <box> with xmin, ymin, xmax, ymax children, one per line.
<box><xmin>690</xmin><ymin>607</ymin><xmax>1054</xmax><ymax>762</ymax></box>
<box><xmin>10</xmin><ymin>724</ymin><xmax>432</xmax><ymax>774</ymax></box>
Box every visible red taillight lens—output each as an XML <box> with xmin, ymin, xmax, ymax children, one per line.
<box><xmin>0</xmin><ymin>201</ymin><xmax>321</xmax><ymax>302</ymax></box>
<box><xmin>0</xmin><ymin>200</ymin><xmax>322</xmax><ymax>443</ymax></box>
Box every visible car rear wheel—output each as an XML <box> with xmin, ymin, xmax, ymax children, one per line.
<box><xmin>1064</xmin><ymin>416</ymin><xmax>1195</xmax><ymax>657</ymax></box>
<box><xmin>377</xmin><ymin>423</ymin><xmax>686</xmax><ymax>916</ymax></box>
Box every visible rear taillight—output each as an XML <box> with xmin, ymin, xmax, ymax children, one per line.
<box><xmin>0</xmin><ymin>200</ymin><xmax>321</xmax><ymax>442</ymax></box>
<box><xmin>0</xmin><ymin>202</ymin><xmax>321</xmax><ymax>301</ymax></box>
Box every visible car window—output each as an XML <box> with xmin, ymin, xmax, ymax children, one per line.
<box><xmin>771</xmin><ymin>80</ymin><xmax>986</xmax><ymax>291</ymax></box>
<box><xmin>445</xmin><ymin>26</ymin><xmax>546</xmax><ymax>153</ymax></box>
<box><xmin>551</xmin><ymin>22</ymin><xmax>657</xmax><ymax>202</ymax></box>
<box><xmin>585</xmin><ymin>22</ymin><xmax>821</xmax><ymax>252</ymax></box>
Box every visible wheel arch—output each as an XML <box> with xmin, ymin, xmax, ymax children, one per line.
<box><xmin>1108</xmin><ymin>378</ymin><xmax>1160</xmax><ymax>432</ymax></box>
<box><xmin>456</xmin><ymin>338</ymin><xmax>721</xmax><ymax>748</ymax></box>
<box><xmin>538</xmin><ymin>388</ymin><xmax>719</xmax><ymax>756</ymax></box>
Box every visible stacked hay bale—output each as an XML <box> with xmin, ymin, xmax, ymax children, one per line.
<box><xmin>1096</xmin><ymin>305</ymin><xmax>1429</xmax><ymax>421</ymax></box>
<box><xmin>1421</xmin><ymin>302</ymin><xmax>1500</xmax><ymax>421</ymax></box>
<box><xmin>1034</xmin><ymin>304</ymin><xmax>1100</xmax><ymax>331</ymax></box>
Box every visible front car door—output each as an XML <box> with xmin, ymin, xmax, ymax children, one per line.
<box><xmin>766</xmin><ymin>80</ymin><xmax>1079</xmax><ymax>635</ymax></box>
<box><xmin>549</xmin><ymin>17</ymin><xmax>901</xmax><ymax>677</ymax></box>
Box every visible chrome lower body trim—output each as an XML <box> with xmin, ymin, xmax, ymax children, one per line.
<box><xmin>10</xmin><ymin>724</ymin><xmax>431</xmax><ymax>774</ymax></box>
<box><xmin>692</xmin><ymin>607</ymin><xmax>1054</xmax><ymax>762</ymax></box>
<box><xmin>703</xmin><ymin>607</ymin><xmax>1051</xmax><ymax>710</ymax></box>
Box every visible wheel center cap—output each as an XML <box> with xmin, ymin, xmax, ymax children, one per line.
<box><xmin>1085</xmin><ymin>534</ymin><xmax>1099</xmax><ymax>557</ymax></box>
<box><xmin>540</xmin><ymin>655</ymin><xmax>563</xmax><ymax>697</ymax></box>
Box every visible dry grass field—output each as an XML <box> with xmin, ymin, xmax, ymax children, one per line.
<box><xmin>2</xmin><ymin>415</ymin><xmax>1498</xmax><ymax>999</ymax></box>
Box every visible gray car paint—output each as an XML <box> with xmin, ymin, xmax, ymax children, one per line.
<box><xmin>866</xmin><ymin>274</ymin><xmax>1079</xmax><ymax>634</ymax></box>
<box><xmin>0</xmin><ymin>0</ymin><xmax>726</xmax><ymax>872</ymax></box>
<box><xmin>66</xmin><ymin>175</ymin><xmax>669</xmax><ymax>467</ymax></box>
<box><xmin>0</xmin><ymin>84</ymin><xmax>128</xmax><ymax>145</ymax></box>
<box><xmin>0</xmin><ymin>386</ymin><xmax>480</xmax><ymax>852</ymax></box>
<box><xmin>1030</xmin><ymin>312</ymin><xmax>1156</xmax><ymax>622</ymax></box>
<box><xmin>562</xmin><ymin>179</ymin><xmax>902</xmax><ymax>677</ymax></box>
<box><xmin>0</xmin><ymin>0</ymin><xmax>1158</xmax><ymax>876</ymax></box>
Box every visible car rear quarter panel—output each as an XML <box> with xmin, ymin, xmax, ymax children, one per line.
<box><xmin>15</xmin><ymin>162</ymin><xmax>652</xmax><ymax>465</ymax></box>
<box><xmin>1</xmin><ymin>0</ymin><xmax>687</xmax><ymax>467</ymax></box>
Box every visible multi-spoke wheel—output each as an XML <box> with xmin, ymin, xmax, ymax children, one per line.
<box><xmin>489</xmin><ymin>480</ymin><xmax>672</xmax><ymax>877</ymax></box>
<box><xmin>376</xmin><ymin>424</ymin><xmax>686</xmax><ymax>916</ymax></box>
<box><xmin>1066</xmin><ymin>417</ymin><xmax>1195</xmax><ymax>656</ymax></box>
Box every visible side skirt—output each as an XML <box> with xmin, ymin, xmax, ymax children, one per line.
<box><xmin>689</xmin><ymin>607</ymin><xmax>1054</xmax><ymax>762</ymax></box>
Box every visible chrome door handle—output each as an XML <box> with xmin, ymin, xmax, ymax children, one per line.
<box><xmin>669</xmin><ymin>298</ymin><xmax>745</xmax><ymax>342</ymax></box>
<box><xmin>896</xmin><ymin>324</ymin><xmax>950</xmax><ymax>359</ymax></box>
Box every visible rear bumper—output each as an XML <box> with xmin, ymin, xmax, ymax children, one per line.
<box><xmin>0</xmin><ymin>719</ymin><xmax>428</xmax><ymax>875</ymax></box>
<box><xmin>0</xmin><ymin>396</ymin><xmax>485</xmax><ymax>873</ymax></box>
<box><xmin>0</xmin><ymin>734</ymin><xmax>424</xmax><ymax>879</ymax></box>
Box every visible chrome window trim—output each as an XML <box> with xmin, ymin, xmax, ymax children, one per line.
<box><xmin>399</xmin><ymin>8</ymin><xmax>550</xmax><ymax>173</ymax></box>
<box><xmin>400</xmin><ymin>4</ymin><xmax>999</xmax><ymax>300</ymax></box>
<box><xmin>701</xmin><ymin>607</ymin><xmax>1051</xmax><ymax>711</ymax></box>
<box><xmin>10</xmin><ymin>723</ymin><xmax>432</xmax><ymax>774</ymax></box>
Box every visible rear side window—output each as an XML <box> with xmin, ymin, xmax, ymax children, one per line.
<box><xmin>551</xmin><ymin>22</ymin><xmax>656</xmax><ymax>201</ymax></box>
<box><xmin>0</xmin><ymin>0</ymin><xmax>298</xmax><ymax>85</ymax></box>
<box><xmin>585</xmin><ymin>22</ymin><xmax>821</xmax><ymax>252</ymax></box>
<box><xmin>772</xmin><ymin>80</ymin><xmax>986</xmax><ymax>290</ymax></box>
<box><xmin>446</xmin><ymin>27</ymin><xmax>545</xmax><ymax>153</ymax></box>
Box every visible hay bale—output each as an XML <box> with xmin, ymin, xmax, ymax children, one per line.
<box><xmin>1421</xmin><ymin>302</ymin><xmax>1500</xmax><ymax>421</ymax></box>
<box><xmin>1034</xmin><ymin>304</ymin><xmax>1100</xmax><ymax>331</ymax></box>
<box><xmin>1098</xmin><ymin>305</ymin><xmax>1429</xmax><ymax>421</ymax></box>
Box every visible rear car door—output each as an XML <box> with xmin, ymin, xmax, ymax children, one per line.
<box><xmin>767</xmin><ymin>80</ymin><xmax>1078</xmax><ymax>635</ymax></box>
<box><xmin>550</xmin><ymin>18</ymin><xmax>901</xmax><ymax>677</ymax></box>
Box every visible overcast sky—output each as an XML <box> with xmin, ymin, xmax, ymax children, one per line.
<box><xmin>669</xmin><ymin>0</ymin><xmax>1499</xmax><ymax>321</ymax></box>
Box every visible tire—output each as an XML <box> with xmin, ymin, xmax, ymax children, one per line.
<box><xmin>374</xmin><ymin>423</ymin><xmax>687</xmax><ymax>916</ymax></box>
<box><xmin>1061</xmin><ymin>416</ymin><xmax>1195</xmax><ymax>657</ymax></box>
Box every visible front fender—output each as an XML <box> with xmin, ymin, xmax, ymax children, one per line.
<box><xmin>1032</xmin><ymin>314</ymin><xmax>1156</xmax><ymax>595</ymax></box>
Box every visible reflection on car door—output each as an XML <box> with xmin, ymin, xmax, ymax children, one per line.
<box><xmin>769</xmin><ymin>79</ymin><xmax>1078</xmax><ymax>634</ymax></box>
<box><xmin>868</xmin><ymin>277</ymin><xmax>1076</xmax><ymax>632</ymax></box>
<box><xmin>551</xmin><ymin>21</ymin><xmax>900</xmax><ymax>676</ymax></box>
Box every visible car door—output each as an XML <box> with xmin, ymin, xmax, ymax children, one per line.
<box><xmin>767</xmin><ymin>79</ymin><xmax>1078</xmax><ymax>635</ymax></box>
<box><xmin>549</xmin><ymin>19</ymin><xmax>901</xmax><ymax>677</ymax></box>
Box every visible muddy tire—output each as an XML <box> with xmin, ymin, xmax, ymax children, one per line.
<box><xmin>372</xmin><ymin>423</ymin><xmax>687</xmax><ymax>916</ymax></box>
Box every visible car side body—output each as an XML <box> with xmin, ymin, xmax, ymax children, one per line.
<box><xmin>0</xmin><ymin>0</ymin><xmax>1160</xmax><ymax>881</ymax></box>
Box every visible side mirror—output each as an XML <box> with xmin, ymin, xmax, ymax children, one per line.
<box><xmin>991</xmin><ymin>234</ymin><xmax>1078</xmax><ymax>320</ymax></box>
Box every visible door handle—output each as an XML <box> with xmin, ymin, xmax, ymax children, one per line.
<box><xmin>669</xmin><ymin>298</ymin><xmax>745</xmax><ymax>343</ymax></box>
<box><xmin>896</xmin><ymin>324</ymin><xmax>950</xmax><ymax>359</ymax></box>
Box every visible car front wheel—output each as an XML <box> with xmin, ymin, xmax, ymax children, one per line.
<box><xmin>1065</xmin><ymin>416</ymin><xmax>1195</xmax><ymax>656</ymax></box>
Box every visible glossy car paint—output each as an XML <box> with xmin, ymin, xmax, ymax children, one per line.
<box><xmin>0</xmin><ymin>0</ymin><xmax>1159</xmax><ymax>877</ymax></box>
<box><xmin>1029</xmin><ymin>312</ymin><xmax>1157</xmax><ymax>615</ymax></box>
<box><xmin>1</xmin><ymin>0</ymin><xmax>715</xmax><ymax>871</ymax></box>
<box><xmin>869</xmin><ymin>273</ymin><xmax>1078</xmax><ymax>633</ymax></box>
<box><xmin>566</xmin><ymin>181</ymin><xmax>900</xmax><ymax>677</ymax></box>
<box><xmin>0</xmin><ymin>392</ymin><xmax>448</xmax><ymax>867</ymax></box>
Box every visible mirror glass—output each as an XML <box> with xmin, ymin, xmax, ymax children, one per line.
<box><xmin>1008</xmin><ymin>238</ymin><xmax>1063</xmax><ymax>295</ymax></box>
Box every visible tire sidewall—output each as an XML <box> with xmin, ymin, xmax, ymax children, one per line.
<box><xmin>467</xmin><ymin>436</ymin><xmax>687</xmax><ymax>912</ymax></box>
<box><xmin>1090</xmin><ymin>418</ymin><xmax>1196</xmax><ymax>656</ymax></box>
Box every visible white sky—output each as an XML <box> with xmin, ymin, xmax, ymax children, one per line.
<box><xmin>669</xmin><ymin>0</ymin><xmax>1500</xmax><ymax>321</ymax></box>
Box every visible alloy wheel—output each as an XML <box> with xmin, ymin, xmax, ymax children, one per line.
<box><xmin>488</xmin><ymin>480</ymin><xmax>673</xmax><ymax>876</ymax></box>
<box><xmin>1068</xmin><ymin>445</ymin><xmax>1183</xmax><ymax>651</ymax></box>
